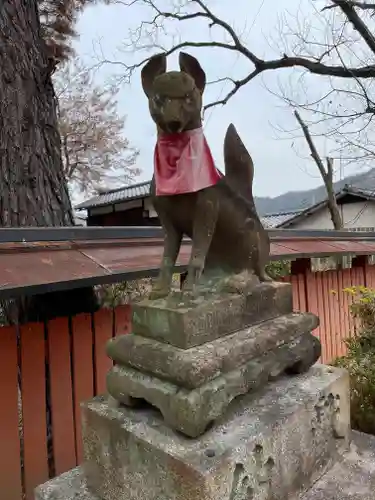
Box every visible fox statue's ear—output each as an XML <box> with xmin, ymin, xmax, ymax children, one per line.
<box><xmin>141</xmin><ymin>53</ymin><xmax>167</xmax><ymax>97</ymax></box>
<box><xmin>179</xmin><ymin>52</ymin><xmax>206</xmax><ymax>93</ymax></box>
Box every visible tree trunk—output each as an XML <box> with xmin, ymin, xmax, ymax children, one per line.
<box><xmin>0</xmin><ymin>0</ymin><xmax>98</xmax><ymax>323</ymax></box>
<box><xmin>324</xmin><ymin>158</ymin><xmax>343</xmax><ymax>231</ymax></box>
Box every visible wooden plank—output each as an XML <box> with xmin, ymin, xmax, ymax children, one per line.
<box><xmin>365</xmin><ymin>264</ymin><xmax>375</xmax><ymax>289</ymax></box>
<box><xmin>342</xmin><ymin>269</ymin><xmax>355</xmax><ymax>338</ymax></box>
<box><xmin>316</xmin><ymin>272</ymin><xmax>328</xmax><ymax>363</ymax></box>
<box><xmin>290</xmin><ymin>275</ymin><xmax>300</xmax><ymax>311</ymax></box>
<box><xmin>71</xmin><ymin>314</ymin><xmax>94</xmax><ymax>464</ymax></box>
<box><xmin>48</xmin><ymin>318</ymin><xmax>76</xmax><ymax>475</ymax></box>
<box><xmin>305</xmin><ymin>271</ymin><xmax>322</xmax><ymax>363</ymax></box>
<box><xmin>329</xmin><ymin>271</ymin><xmax>343</xmax><ymax>359</ymax></box>
<box><xmin>20</xmin><ymin>322</ymin><xmax>49</xmax><ymax>500</ymax></box>
<box><xmin>114</xmin><ymin>305</ymin><xmax>131</xmax><ymax>336</ymax></box>
<box><xmin>297</xmin><ymin>273</ymin><xmax>307</xmax><ymax>312</ymax></box>
<box><xmin>349</xmin><ymin>268</ymin><xmax>361</xmax><ymax>334</ymax></box>
<box><xmin>324</xmin><ymin>271</ymin><xmax>335</xmax><ymax>362</ymax></box>
<box><xmin>0</xmin><ymin>325</ymin><xmax>23</xmax><ymax>500</ymax></box>
<box><xmin>351</xmin><ymin>265</ymin><xmax>364</xmax><ymax>294</ymax></box>
<box><xmin>336</xmin><ymin>269</ymin><xmax>348</xmax><ymax>356</ymax></box>
<box><xmin>93</xmin><ymin>309</ymin><xmax>114</xmax><ymax>395</ymax></box>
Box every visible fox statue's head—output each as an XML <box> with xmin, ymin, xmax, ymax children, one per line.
<box><xmin>141</xmin><ymin>52</ymin><xmax>206</xmax><ymax>134</ymax></box>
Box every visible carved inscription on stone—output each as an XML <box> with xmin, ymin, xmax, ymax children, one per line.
<box><xmin>187</xmin><ymin>300</ymin><xmax>243</xmax><ymax>340</ymax></box>
<box><xmin>187</xmin><ymin>287</ymin><xmax>280</xmax><ymax>342</ymax></box>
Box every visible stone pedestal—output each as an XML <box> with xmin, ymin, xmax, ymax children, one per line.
<box><xmin>35</xmin><ymin>365</ymin><xmax>351</xmax><ymax>500</ymax></box>
<box><xmin>36</xmin><ymin>281</ymin><xmax>365</xmax><ymax>500</ymax></box>
<box><xmin>106</xmin><ymin>281</ymin><xmax>321</xmax><ymax>437</ymax></box>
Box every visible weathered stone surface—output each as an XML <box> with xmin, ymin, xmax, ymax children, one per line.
<box><xmin>35</xmin><ymin>467</ymin><xmax>99</xmax><ymax>500</ymax></box>
<box><xmin>132</xmin><ymin>281</ymin><xmax>292</xmax><ymax>348</ymax></box>
<box><xmin>106</xmin><ymin>332</ymin><xmax>321</xmax><ymax>437</ymax></box>
<box><xmin>301</xmin><ymin>431</ymin><xmax>375</xmax><ymax>500</ymax></box>
<box><xmin>34</xmin><ymin>431</ymin><xmax>375</xmax><ymax>500</ymax></box>
<box><xmin>107</xmin><ymin>312</ymin><xmax>319</xmax><ymax>389</ymax></box>
<box><xmin>82</xmin><ymin>365</ymin><xmax>350</xmax><ymax>500</ymax></box>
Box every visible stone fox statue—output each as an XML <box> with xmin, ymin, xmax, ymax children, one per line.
<box><xmin>142</xmin><ymin>52</ymin><xmax>270</xmax><ymax>298</ymax></box>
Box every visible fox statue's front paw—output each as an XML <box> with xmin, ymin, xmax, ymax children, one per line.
<box><xmin>149</xmin><ymin>280</ymin><xmax>171</xmax><ymax>300</ymax></box>
<box><xmin>181</xmin><ymin>275</ymin><xmax>199</xmax><ymax>298</ymax></box>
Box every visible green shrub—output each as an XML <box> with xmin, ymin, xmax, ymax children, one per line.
<box><xmin>95</xmin><ymin>274</ymin><xmax>181</xmax><ymax>308</ymax></box>
<box><xmin>265</xmin><ymin>260</ymin><xmax>291</xmax><ymax>279</ymax></box>
<box><xmin>95</xmin><ymin>278</ymin><xmax>152</xmax><ymax>308</ymax></box>
<box><xmin>332</xmin><ymin>286</ymin><xmax>375</xmax><ymax>435</ymax></box>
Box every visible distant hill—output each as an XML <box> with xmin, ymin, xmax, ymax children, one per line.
<box><xmin>254</xmin><ymin>168</ymin><xmax>375</xmax><ymax>215</ymax></box>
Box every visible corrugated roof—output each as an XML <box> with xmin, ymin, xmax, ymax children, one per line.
<box><xmin>261</xmin><ymin>211</ymin><xmax>302</xmax><ymax>229</ymax></box>
<box><xmin>76</xmin><ymin>181</ymin><xmax>151</xmax><ymax>210</ymax></box>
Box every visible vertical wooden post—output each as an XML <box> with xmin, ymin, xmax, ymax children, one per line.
<box><xmin>0</xmin><ymin>326</ymin><xmax>23</xmax><ymax>500</ymax></box>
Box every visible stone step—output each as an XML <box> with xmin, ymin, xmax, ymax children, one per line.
<box><xmin>300</xmin><ymin>430</ymin><xmax>375</xmax><ymax>500</ymax></box>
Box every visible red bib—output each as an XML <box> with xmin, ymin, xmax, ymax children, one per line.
<box><xmin>154</xmin><ymin>127</ymin><xmax>223</xmax><ymax>196</ymax></box>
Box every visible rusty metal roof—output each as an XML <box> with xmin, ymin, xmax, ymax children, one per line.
<box><xmin>1</xmin><ymin>232</ymin><xmax>375</xmax><ymax>299</ymax></box>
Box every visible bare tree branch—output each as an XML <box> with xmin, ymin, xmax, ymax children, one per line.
<box><xmin>95</xmin><ymin>0</ymin><xmax>375</xmax><ymax>112</ymax></box>
<box><xmin>264</xmin><ymin>0</ymin><xmax>375</xmax><ymax>189</ymax></box>
<box><xmin>333</xmin><ymin>0</ymin><xmax>375</xmax><ymax>55</ymax></box>
<box><xmin>94</xmin><ymin>0</ymin><xmax>375</xmax><ymax>178</ymax></box>
<box><xmin>294</xmin><ymin>110</ymin><xmax>343</xmax><ymax>229</ymax></box>
<box><xmin>322</xmin><ymin>1</ymin><xmax>375</xmax><ymax>11</ymax></box>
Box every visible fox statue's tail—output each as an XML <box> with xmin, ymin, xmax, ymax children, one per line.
<box><xmin>223</xmin><ymin>123</ymin><xmax>270</xmax><ymax>280</ymax></box>
<box><xmin>224</xmin><ymin>123</ymin><xmax>255</xmax><ymax>205</ymax></box>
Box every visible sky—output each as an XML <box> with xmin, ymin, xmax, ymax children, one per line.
<box><xmin>73</xmin><ymin>0</ymin><xmax>356</xmax><ymax>199</ymax></box>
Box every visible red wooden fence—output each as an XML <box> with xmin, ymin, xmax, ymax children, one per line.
<box><xmin>1</xmin><ymin>260</ymin><xmax>374</xmax><ymax>499</ymax></box>
<box><xmin>286</xmin><ymin>257</ymin><xmax>373</xmax><ymax>362</ymax></box>
<box><xmin>0</xmin><ymin>305</ymin><xmax>131</xmax><ymax>500</ymax></box>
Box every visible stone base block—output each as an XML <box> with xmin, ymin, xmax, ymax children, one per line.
<box><xmin>80</xmin><ymin>365</ymin><xmax>350</xmax><ymax>500</ymax></box>
<box><xmin>35</xmin><ymin>468</ymin><xmax>98</xmax><ymax>500</ymax></box>
<box><xmin>106</xmin><ymin>331</ymin><xmax>321</xmax><ymax>437</ymax></box>
<box><xmin>132</xmin><ymin>281</ymin><xmax>292</xmax><ymax>348</ymax></box>
<box><xmin>35</xmin><ymin>431</ymin><xmax>375</xmax><ymax>500</ymax></box>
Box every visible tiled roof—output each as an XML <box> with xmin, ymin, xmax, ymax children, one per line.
<box><xmin>261</xmin><ymin>211</ymin><xmax>303</xmax><ymax>228</ymax></box>
<box><xmin>346</xmin><ymin>186</ymin><xmax>375</xmax><ymax>200</ymax></box>
<box><xmin>278</xmin><ymin>185</ymin><xmax>375</xmax><ymax>228</ymax></box>
<box><xmin>76</xmin><ymin>179</ymin><xmax>302</xmax><ymax>228</ymax></box>
<box><xmin>75</xmin><ymin>181</ymin><xmax>151</xmax><ymax>209</ymax></box>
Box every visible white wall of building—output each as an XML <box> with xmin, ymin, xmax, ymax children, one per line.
<box><xmin>287</xmin><ymin>200</ymin><xmax>375</xmax><ymax>230</ymax></box>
